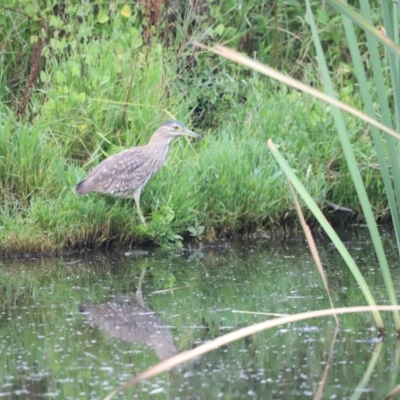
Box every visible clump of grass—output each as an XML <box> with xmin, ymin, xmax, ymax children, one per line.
<box><xmin>0</xmin><ymin>2</ymin><xmax>386</xmax><ymax>252</ymax></box>
<box><xmin>0</xmin><ymin>82</ymin><xmax>383</xmax><ymax>252</ymax></box>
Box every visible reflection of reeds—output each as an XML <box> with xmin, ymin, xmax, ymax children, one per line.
<box><xmin>313</xmin><ymin>327</ymin><xmax>338</xmax><ymax>400</ymax></box>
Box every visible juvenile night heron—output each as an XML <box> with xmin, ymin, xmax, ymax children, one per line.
<box><xmin>76</xmin><ymin>120</ymin><xmax>201</xmax><ymax>224</ymax></box>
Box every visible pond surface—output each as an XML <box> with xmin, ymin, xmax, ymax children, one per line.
<box><xmin>1</xmin><ymin>228</ymin><xmax>400</xmax><ymax>399</ymax></box>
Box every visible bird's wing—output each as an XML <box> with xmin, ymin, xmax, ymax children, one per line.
<box><xmin>79</xmin><ymin>147</ymin><xmax>150</xmax><ymax>194</ymax></box>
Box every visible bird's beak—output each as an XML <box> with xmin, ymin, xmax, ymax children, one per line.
<box><xmin>182</xmin><ymin>127</ymin><xmax>201</xmax><ymax>139</ymax></box>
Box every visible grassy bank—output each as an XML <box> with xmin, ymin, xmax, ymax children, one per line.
<box><xmin>0</xmin><ymin>2</ymin><xmax>387</xmax><ymax>252</ymax></box>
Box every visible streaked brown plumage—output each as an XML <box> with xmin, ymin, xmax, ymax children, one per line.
<box><xmin>76</xmin><ymin>120</ymin><xmax>201</xmax><ymax>224</ymax></box>
<box><xmin>79</xmin><ymin>296</ymin><xmax>178</xmax><ymax>361</ymax></box>
<box><xmin>79</xmin><ymin>268</ymin><xmax>178</xmax><ymax>361</ymax></box>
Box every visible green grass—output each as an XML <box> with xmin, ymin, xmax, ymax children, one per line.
<box><xmin>0</xmin><ymin>1</ymin><xmax>388</xmax><ymax>252</ymax></box>
<box><xmin>0</xmin><ymin>78</ymin><xmax>385</xmax><ymax>252</ymax></box>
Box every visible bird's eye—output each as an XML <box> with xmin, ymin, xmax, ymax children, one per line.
<box><xmin>174</xmin><ymin>125</ymin><xmax>179</xmax><ymax>130</ymax></box>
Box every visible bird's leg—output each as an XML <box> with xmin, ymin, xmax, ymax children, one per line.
<box><xmin>134</xmin><ymin>190</ymin><xmax>147</xmax><ymax>225</ymax></box>
<box><xmin>137</xmin><ymin>206</ymin><xmax>146</xmax><ymax>225</ymax></box>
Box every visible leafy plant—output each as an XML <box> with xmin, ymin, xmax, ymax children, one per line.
<box><xmin>145</xmin><ymin>205</ymin><xmax>184</xmax><ymax>248</ymax></box>
<box><xmin>187</xmin><ymin>217</ymin><xmax>205</xmax><ymax>240</ymax></box>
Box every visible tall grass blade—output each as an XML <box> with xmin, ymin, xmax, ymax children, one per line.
<box><xmin>389</xmin><ymin>341</ymin><xmax>400</xmax><ymax>397</ymax></box>
<box><xmin>340</xmin><ymin>1</ymin><xmax>400</xmax><ymax>330</ymax></box>
<box><xmin>383</xmin><ymin>384</ymin><xmax>400</xmax><ymax>400</ymax></box>
<box><xmin>103</xmin><ymin>306</ymin><xmax>400</xmax><ymax>400</ymax></box>
<box><xmin>351</xmin><ymin>3</ymin><xmax>400</xmax><ymax>239</ymax></box>
<box><xmin>193</xmin><ymin>42</ymin><xmax>400</xmax><ymax>320</ymax></box>
<box><xmin>267</xmin><ymin>139</ymin><xmax>383</xmax><ymax>328</ymax></box>
<box><xmin>326</xmin><ymin>0</ymin><xmax>400</xmax><ymax>57</ymax></box>
<box><xmin>305</xmin><ymin>0</ymin><xmax>400</xmax><ymax>329</ymax></box>
<box><xmin>378</xmin><ymin>1</ymin><xmax>400</xmax><ymax>230</ymax></box>
<box><xmin>350</xmin><ymin>342</ymin><xmax>383</xmax><ymax>400</ymax></box>
<box><xmin>287</xmin><ymin>180</ymin><xmax>338</xmax><ymax>325</ymax></box>
<box><xmin>193</xmin><ymin>42</ymin><xmax>400</xmax><ymax>140</ymax></box>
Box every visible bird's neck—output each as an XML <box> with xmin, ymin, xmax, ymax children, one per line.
<box><xmin>148</xmin><ymin>131</ymin><xmax>176</xmax><ymax>146</ymax></box>
<box><xmin>146</xmin><ymin>133</ymin><xmax>176</xmax><ymax>164</ymax></box>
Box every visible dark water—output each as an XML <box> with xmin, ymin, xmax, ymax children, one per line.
<box><xmin>1</xmin><ymin>229</ymin><xmax>400</xmax><ymax>399</ymax></box>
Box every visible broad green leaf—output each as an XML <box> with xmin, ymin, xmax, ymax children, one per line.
<box><xmin>40</xmin><ymin>71</ymin><xmax>47</xmax><ymax>83</ymax></box>
<box><xmin>215</xmin><ymin>24</ymin><xmax>225</xmax><ymax>36</ymax></box>
<box><xmin>267</xmin><ymin>139</ymin><xmax>384</xmax><ymax>328</ymax></box>
<box><xmin>120</xmin><ymin>4</ymin><xmax>132</xmax><ymax>18</ymax></box>
<box><xmin>71</xmin><ymin>64</ymin><xmax>80</xmax><ymax>77</ymax></box>
<box><xmin>55</xmin><ymin>70</ymin><xmax>65</xmax><ymax>84</ymax></box>
<box><xmin>97</xmin><ymin>9</ymin><xmax>109</xmax><ymax>24</ymax></box>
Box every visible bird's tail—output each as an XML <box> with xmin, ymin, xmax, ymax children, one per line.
<box><xmin>76</xmin><ymin>179</ymin><xmax>88</xmax><ymax>194</ymax></box>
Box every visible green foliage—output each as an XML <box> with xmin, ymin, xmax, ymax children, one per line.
<box><xmin>0</xmin><ymin>0</ymin><xmax>388</xmax><ymax>251</ymax></box>
<box><xmin>256</xmin><ymin>0</ymin><xmax>400</xmax><ymax>329</ymax></box>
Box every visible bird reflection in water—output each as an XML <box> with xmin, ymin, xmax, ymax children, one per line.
<box><xmin>79</xmin><ymin>268</ymin><xmax>178</xmax><ymax>361</ymax></box>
